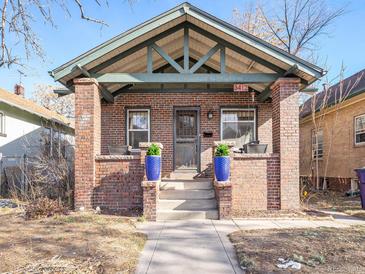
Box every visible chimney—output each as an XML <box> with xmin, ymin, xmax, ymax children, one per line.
<box><xmin>14</xmin><ymin>84</ymin><xmax>25</xmax><ymax>97</ymax></box>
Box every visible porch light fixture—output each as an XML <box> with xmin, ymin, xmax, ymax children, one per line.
<box><xmin>207</xmin><ymin>111</ymin><xmax>213</xmax><ymax>120</ymax></box>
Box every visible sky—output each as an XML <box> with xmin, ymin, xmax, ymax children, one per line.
<box><xmin>0</xmin><ymin>0</ymin><xmax>364</xmax><ymax>98</ymax></box>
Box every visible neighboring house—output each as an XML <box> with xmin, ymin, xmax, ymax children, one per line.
<box><xmin>50</xmin><ymin>3</ymin><xmax>323</xmax><ymax>220</ymax></box>
<box><xmin>300</xmin><ymin>69</ymin><xmax>365</xmax><ymax>192</ymax></box>
<box><xmin>0</xmin><ymin>85</ymin><xmax>74</xmax><ymax>180</ymax></box>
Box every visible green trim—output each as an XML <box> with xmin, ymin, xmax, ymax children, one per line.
<box><xmin>75</xmin><ymin>65</ymin><xmax>114</xmax><ymax>103</ymax></box>
<box><xmin>94</xmin><ymin>72</ymin><xmax>279</xmax><ymax>84</ymax></box>
<box><xmin>51</xmin><ymin>2</ymin><xmax>323</xmax><ymax>84</ymax></box>
<box><xmin>151</xmin><ymin>43</ymin><xmax>184</xmax><ymax>73</ymax></box>
<box><xmin>189</xmin><ymin>44</ymin><xmax>220</xmax><ymax>73</ymax></box>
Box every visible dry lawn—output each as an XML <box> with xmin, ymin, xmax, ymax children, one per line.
<box><xmin>0</xmin><ymin>208</ymin><xmax>146</xmax><ymax>273</ymax></box>
<box><xmin>230</xmin><ymin>226</ymin><xmax>365</xmax><ymax>273</ymax></box>
<box><xmin>303</xmin><ymin>191</ymin><xmax>365</xmax><ymax>219</ymax></box>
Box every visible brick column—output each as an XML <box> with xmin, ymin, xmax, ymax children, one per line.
<box><xmin>74</xmin><ymin>78</ymin><xmax>102</xmax><ymax>210</ymax></box>
<box><xmin>139</xmin><ymin>142</ymin><xmax>163</xmax><ymax>221</ymax></box>
<box><xmin>141</xmin><ymin>181</ymin><xmax>159</xmax><ymax>221</ymax></box>
<box><xmin>214</xmin><ymin>181</ymin><xmax>232</xmax><ymax>219</ymax></box>
<box><xmin>271</xmin><ymin>78</ymin><xmax>300</xmax><ymax>210</ymax></box>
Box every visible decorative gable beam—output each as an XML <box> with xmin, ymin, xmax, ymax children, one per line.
<box><xmin>189</xmin><ymin>44</ymin><xmax>221</xmax><ymax>73</ymax></box>
<box><xmin>257</xmin><ymin>64</ymin><xmax>305</xmax><ymax>102</ymax></box>
<box><xmin>94</xmin><ymin>72</ymin><xmax>279</xmax><ymax>84</ymax></box>
<box><xmin>187</xmin><ymin>23</ymin><xmax>286</xmax><ymax>75</ymax></box>
<box><xmin>184</xmin><ymin>27</ymin><xmax>189</xmax><ymax>72</ymax></box>
<box><xmin>151</xmin><ymin>43</ymin><xmax>184</xmax><ymax>73</ymax></box>
<box><xmin>75</xmin><ymin>65</ymin><xmax>114</xmax><ymax>103</ymax></box>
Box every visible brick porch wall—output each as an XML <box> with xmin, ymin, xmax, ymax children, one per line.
<box><xmin>100</xmin><ymin>92</ymin><xmax>273</xmax><ymax>177</ymax></box>
<box><xmin>230</xmin><ymin>153</ymin><xmax>280</xmax><ymax>215</ymax></box>
<box><xmin>94</xmin><ymin>155</ymin><xmax>144</xmax><ymax>215</ymax></box>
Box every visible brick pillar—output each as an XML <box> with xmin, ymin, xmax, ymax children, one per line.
<box><xmin>271</xmin><ymin>78</ymin><xmax>300</xmax><ymax>210</ymax></box>
<box><xmin>214</xmin><ymin>181</ymin><xmax>232</xmax><ymax>219</ymax></box>
<box><xmin>139</xmin><ymin>142</ymin><xmax>163</xmax><ymax>221</ymax></box>
<box><xmin>141</xmin><ymin>181</ymin><xmax>159</xmax><ymax>221</ymax></box>
<box><xmin>74</xmin><ymin>78</ymin><xmax>102</xmax><ymax>210</ymax></box>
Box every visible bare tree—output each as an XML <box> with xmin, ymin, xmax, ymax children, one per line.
<box><xmin>0</xmin><ymin>0</ymin><xmax>135</xmax><ymax>68</ymax></box>
<box><xmin>233</xmin><ymin>0</ymin><xmax>346</xmax><ymax>59</ymax></box>
<box><xmin>309</xmin><ymin>67</ymin><xmax>363</xmax><ymax>189</ymax></box>
<box><xmin>31</xmin><ymin>84</ymin><xmax>75</xmax><ymax>118</ymax></box>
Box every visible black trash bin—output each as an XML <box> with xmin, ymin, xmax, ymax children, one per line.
<box><xmin>354</xmin><ymin>168</ymin><xmax>365</xmax><ymax>209</ymax></box>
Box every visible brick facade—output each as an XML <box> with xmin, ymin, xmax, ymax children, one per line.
<box><xmin>74</xmin><ymin>78</ymin><xmax>300</xmax><ymax>215</ymax></box>
<box><xmin>100</xmin><ymin>91</ymin><xmax>272</xmax><ymax>177</ymax></box>
<box><xmin>271</xmin><ymin>78</ymin><xmax>300</xmax><ymax>210</ymax></box>
<box><xmin>300</xmin><ymin>93</ymin><xmax>365</xmax><ymax>191</ymax></box>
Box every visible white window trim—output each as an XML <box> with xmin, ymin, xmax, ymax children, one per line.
<box><xmin>354</xmin><ymin>113</ymin><xmax>365</xmax><ymax>146</ymax></box>
<box><xmin>0</xmin><ymin>111</ymin><xmax>5</xmax><ymax>136</ymax></box>
<box><xmin>126</xmin><ymin>109</ymin><xmax>150</xmax><ymax>149</ymax></box>
<box><xmin>220</xmin><ymin>108</ymin><xmax>257</xmax><ymax>142</ymax></box>
<box><xmin>312</xmin><ymin>128</ymin><xmax>323</xmax><ymax>160</ymax></box>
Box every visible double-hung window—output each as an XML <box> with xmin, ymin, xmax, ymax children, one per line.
<box><xmin>0</xmin><ymin>112</ymin><xmax>5</xmax><ymax>136</ymax></box>
<box><xmin>312</xmin><ymin>128</ymin><xmax>323</xmax><ymax>159</ymax></box>
<box><xmin>355</xmin><ymin>114</ymin><xmax>365</xmax><ymax>145</ymax></box>
<box><xmin>220</xmin><ymin>108</ymin><xmax>256</xmax><ymax>147</ymax></box>
<box><xmin>127</xmin><ymin>109</ymin><xmax>150</xmax><ymax>149</ymax></box>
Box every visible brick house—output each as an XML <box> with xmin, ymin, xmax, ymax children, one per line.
<box><xmin>50</xmin><ymin>3</ymin><xmax>323</xmax><ymax>220</ymax></box>
<box><xmin>300</xmin><ymin>69</ymin><xmax>365</xmax><ymax>192</ymax></box>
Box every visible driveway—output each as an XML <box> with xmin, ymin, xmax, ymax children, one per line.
<box><xmin>136</xmin><ymin>215</ymin><xmax>365</xmax><ymax>274</ymax></box>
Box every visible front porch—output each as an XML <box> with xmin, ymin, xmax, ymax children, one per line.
<box><xmin>51</xmin><ymin>3</ymin><xmax>323</xmax><ymax>220</ymax></box>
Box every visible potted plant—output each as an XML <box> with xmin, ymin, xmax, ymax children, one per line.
<box><xmin>145</xmin><ymin>143</ymin><xmax>161</xmax><ymax>181</ymax></box>
<box><xmin>214</xmin><ymin>144</ymin><xmax>230</xmax><ymax>181</ymax></box>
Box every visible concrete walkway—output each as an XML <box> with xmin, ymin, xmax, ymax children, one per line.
<box><xmin>136</xmin><ymin>214</ymin><xmax>365</xmax><ymax>274</ymax></box>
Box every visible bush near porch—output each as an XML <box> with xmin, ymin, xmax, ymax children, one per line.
<box><xmin>0</xmin><ymin>208</ymin><xmax>146</xmax><ymax>273</ymax></box>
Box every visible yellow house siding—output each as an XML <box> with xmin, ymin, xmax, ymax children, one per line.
<box><xmin>300</xmin><ymin>95</ymin><xmax>365</xmax><ymax>180</ymax></box>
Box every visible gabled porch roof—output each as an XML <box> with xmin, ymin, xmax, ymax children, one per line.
<box><xmin>50</xmin><ymin>2</ymin><xmax>324</xmax><ymax>102</ymax></box>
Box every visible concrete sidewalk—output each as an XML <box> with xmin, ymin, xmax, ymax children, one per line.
<box><xmin>136</xmin><ymin>215</ymin><xmax>365</xmax><ymax>274</ymax></box>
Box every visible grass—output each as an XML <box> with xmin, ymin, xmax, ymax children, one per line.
<box><xmin>0</xmin><ymin>208</ymin><xmax>146</xmax><ymax>273</ymax></box>
<box><xmin>229</xmin><ymin>226</ymin><xmax>365</xmax><ymax>273</ymax></box>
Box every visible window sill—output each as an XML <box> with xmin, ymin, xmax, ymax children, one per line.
<box><xmin>0</xmin><ymin>133</ymin><xmax>7</xmax><ymax>137</ymax></box>
<box><xmin>354</xmin><ymin>142</ymin><xmax>365</xmax><ymax>148</ymax></box>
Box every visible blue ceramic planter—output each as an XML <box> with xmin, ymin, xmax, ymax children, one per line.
<box><xmin>214</xmin><ymin>156</ymin><xmax>230</xmax><ymax>181</ymax></box>
<box><xmin>146</xmin><ymin>156</ymin><xmax>161</xmax><ymax>181</ymax></box>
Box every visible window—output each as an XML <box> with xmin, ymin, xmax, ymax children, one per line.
<box><xmin>0</xmin><ymin>112</ymin><xmax>5</xmax><ymax>136</ymax></box>
<box><xmin>127</xmin><ymin>109</ymin><xmax>150</xmax><ymax>149</ymax></box>
<box><xmin>312</xmin><ymin>129</ymin><xmax>323</xmax><ymax>159</ymax></box>
<box><xmin>220</xmin><ymin>108</ymin><xmax>256</xmax><ymax>147</ymax></box>
<box><xmin>355</xmin><ymin>114</ymin><xmax>365</xmax><ymax>145</ymax></box>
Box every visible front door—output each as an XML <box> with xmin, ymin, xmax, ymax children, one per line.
<box><xmin>174</xmin><ymin>108</ymin><xmax>200</xmax><ymax>171</ymax></box>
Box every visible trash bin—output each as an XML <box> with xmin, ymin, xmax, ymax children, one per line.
<box><xmin>354</xmin><ymin>168</ymin><xmax>365</xmax><ymax>209</ymax></box>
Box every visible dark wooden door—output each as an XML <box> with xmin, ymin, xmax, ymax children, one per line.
<box><xmin>174</xmin><ymin>109</ymin><xmax>199</xmax><ymax>171</ymax></box>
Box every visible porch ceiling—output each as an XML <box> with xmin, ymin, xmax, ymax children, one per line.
<box><xmin>50</xmin><ymin>2</ymin><xmax>324</xmax><ymax>101</ymax></box>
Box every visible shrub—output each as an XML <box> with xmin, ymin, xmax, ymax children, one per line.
<box><xmin>146</xmin><ymin>144</ymin><xmax>161</xmax><ymax>156</ymax></box>
<box><xmin>215</xmin><ymin>144</ymin><xmax>230</xmax><ymax>157</ymax></box>
<box><xmin>25</xmin><ymin>197</ymin><xmax>68</xmax><ymax>220</ymax></box>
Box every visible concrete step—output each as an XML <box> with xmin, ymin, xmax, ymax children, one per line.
<box><xmin>158</xmin><ymin>199</ymin><xmax>217</xmax><ymax>210</ymax></box>
<box><xmin>157</xmin><ymin>209</ymin><xmax>219</xmax><ymax>220</ymax></box>
<box><xmin>168</xmin><ymin>172</ymin><xmax>199</xmax><ymax>180</ymax></box>
<box><xmin>159</xmin><ymin>189</ymin><xmax>215</xmax><ymax>200</ymax></box>
<box><xmin>160</xmin><ymin>180</ymin><xmax>213</xmax><ymax>190</ymax></box>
